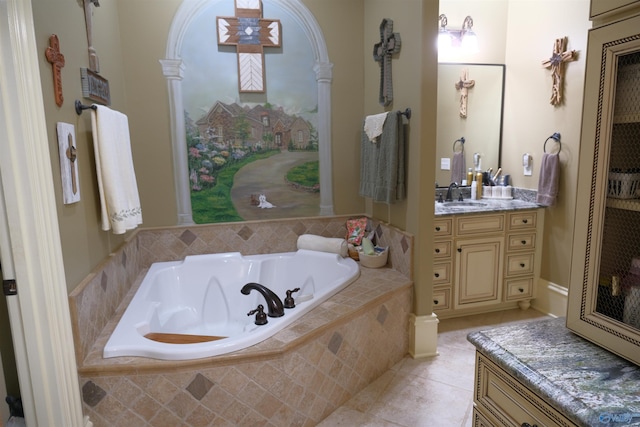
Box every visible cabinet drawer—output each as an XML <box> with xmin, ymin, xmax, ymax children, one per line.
<box><xmin>505</xmin><ymin>277</ymin><xmax>534</xmax><ymax>300</ymax></box>
<box><xmin>434</xmin><ymin>218</ymin><xmax>453</xmax><ymax>237</ymax></box>
<box><xmin>433</xmin><ymin>262</ymin><xmax>452</xmax><ymax>285</ymax></box>
<box><xmin>434</xmin><ymin>240</ymin><xmax>452</xmax><ymax>258</ymax></box>
<box><xmin>508</xmin><ymin>212</ymin><xmax>537</xmax><ymax>230</ymax></box>
<box><xmin>506</xmin><ymin>253</ymin><xmax>534</xmax><ymax>276</ymax></box>
<box><xmin>475</xmin><ymin>353</ymin><xmax>576</xmax><ymax>427</ymax></box>
<box><xmin>433</xmin><ymin>287</ymin><xmax>451</xmax><ymax>311</ymax></box>
<box><xmin>507</xmin><ymin>233</ymin><xmax>536</xmax><ymax>251</ymax></box>
<box><xmin>457</xmin><ymin>214</ymin><xmax>504</xmax><ymax>235</ymax></box>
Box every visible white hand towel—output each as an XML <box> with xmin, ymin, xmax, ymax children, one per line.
<box><xmin>297</xmin><ymin>234</ymin><xmax>348</xmax><ymax>257</ymax></box>
<box><xmin>91</xmin><ymin>105</ymin><xmax>143</xmax><ymax>234</ymax></box>
<box><xmin>364</xmin><ymin>112</ymin><xmax>389</xmax><ymax>142</ymax></box>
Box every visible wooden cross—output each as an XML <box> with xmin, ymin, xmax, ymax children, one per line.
<box><xmin>217</xmin><ymin>0</ymin><xmax>281</xmax><ymax>93</ymax></box>
<box><xmin>542</xmin><ymin>36</ymin><xmax>576</xmax><ymax>106</ymax></box>
<box><xmin>454</xmin><ymin>69</ymin><xmax>475</xmax><ymax>118</ymax></box>
<box><xmin>83</xmin><ymin>0</ymin><xmax>100</xmax><ymax>72</ymax></box>
<box><xmin>45</xmin><ymin>34</ymin><xmax>65</xmax><ymax>107</ymax></box>
<box><xmin>373</xmin><ymin>18</ymin><xmax>401</xmax><ymax>107</ymax></box>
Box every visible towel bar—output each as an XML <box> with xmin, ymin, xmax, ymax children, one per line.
<box><xmin>453</xmin><ymin>137</ymin><xmax>465</xmax><ymax>152</ymax></box>
<box><xmin>399</xmin><ymin>108</ymin><xmax>411</xmax><ymax>120</ymax></box>
<box><xmin>75</xmin><ymin>100</ymin><xmax>97</xmax><ymax>116</ymax></box>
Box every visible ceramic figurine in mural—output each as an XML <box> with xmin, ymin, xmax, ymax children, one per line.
<box><xmin>181</xmin><ymin>1</ymin><xmax>319</xmax><ymax>224</ymax></box>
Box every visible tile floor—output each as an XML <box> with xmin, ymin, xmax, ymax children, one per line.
<box><xmin>318</xmin><ymin>308</ymin><xmax>551</xmax><ymax>427</ymax></box>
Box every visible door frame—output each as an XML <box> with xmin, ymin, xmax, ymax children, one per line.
<box><xmin>0</xmin><ymin>0</ymin><xmax>87</xmax><ymax>425</ymax></box>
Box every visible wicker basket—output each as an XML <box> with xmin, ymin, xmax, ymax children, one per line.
<box><xmin>608</xmin><ymin>172</ymin><xmax>640</xmax><ymax>199</ymax></box>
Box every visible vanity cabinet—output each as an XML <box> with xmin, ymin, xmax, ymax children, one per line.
<box><xmin>567</xmin><ymin>10</ymin><xmax>640</xmax><ymax>366</ymax></box>
<box><xmin>434</xmin><ymin>209</ymin><xmax>543</xmax><ymax>318</ymax></box>
<box><xmin>473</xmin><ymin>352</ymin><xmax>577</xmax><ymax>427</ymax></box>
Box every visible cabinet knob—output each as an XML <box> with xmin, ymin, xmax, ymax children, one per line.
<box><xmin>434</xmin><ymin>273</ymin><xmax>440</xmax><ymax>278</ymax></box>
<box><xmin>520</xmin><ymin>263</ymin><xmax>526</xmax><ymax>268</ymax></box>
<box><xmin>457</xmin><ymin>248</ymin><xmax>462</xmax><ymax>253</ymax></box>
<box><xmin>518</xmin><ymin>288</ymin><xmax>524</xmax><ymax>293</ymax></box>
<box><xmin>435</xmin><ymin>248</ymin><xmax>440</xmax><ymax>254</ymax></box>
<box><xmin>434</xmin><ymin>299</ymin><xmax>439</xmax><ymax>305</ymax></box>
<box><xmin>522</xmin><ymin>219</ymin><xmax>528</xmax><ymax>224</ymax></box>
<box><xmin>435</xmin><ymin>226</ymin><xmax>441</xmax><ymax>231</ymax></box>
<box><xmin>521</xmin><ymin>423</ymin><xmax>537</xmax><ymax>427</ymax></box>
<box><xmin>521</xmin><ymin>240</ymin><xmax>527</xmax><ymax>245</ymax></box>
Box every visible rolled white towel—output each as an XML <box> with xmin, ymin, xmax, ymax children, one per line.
<box><xmin>297</xmin><ymin>234</ymin><xmax>348</xmax><ymax>257</ymax></box>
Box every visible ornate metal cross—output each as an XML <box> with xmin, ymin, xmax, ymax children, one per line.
<box><xmin>373</xmin><ymin>19</ymin><xmax>401</xmax><ymax>107</ymax></box>
<box><xmin>542</xmin><ymin>36</ymin><xmax>576</xmax><ymax>106</ymax></box>
<box><xmin>217</xmin><ymin>0</ymin><xmax>281</xmax><ymax>93</ymax></box>
<box><xmin>45</xmin><ymin>34</ymin><xmax>65</xmax><ymax>107</ymax></box>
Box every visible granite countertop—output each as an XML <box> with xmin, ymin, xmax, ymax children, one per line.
<box><xmin>434</xmin><ymin>197</ymin><xmax>541</xmax><ymax>216</ymax></box>
<box><xmin>468</xmin><ymin>317</ymin><xmax>640</xmax><ymax>427</ymax></box>
<box><xmin>434</xmin><ymin>187</ymin><xmax>541</xmax><ymax>216</ymax></box>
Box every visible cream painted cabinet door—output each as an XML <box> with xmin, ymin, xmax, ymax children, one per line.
<box><xmin>454</xmin><ymin>236</ymin><xmax>504</xmax><ymax>308</ymax></box>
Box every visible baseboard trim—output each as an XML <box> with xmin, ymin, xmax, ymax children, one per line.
<box><xmin>409</xmin><ymin>313</ymin><xmax>439</xmax><ymax>358</ymax></box>
<box><xmin>532</xmin><ymin>279</ymin><xmax>568</xmax><ymax>318</ymax></box>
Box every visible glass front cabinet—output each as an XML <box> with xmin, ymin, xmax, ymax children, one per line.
<box><xmin>568</xmin><ymin>10</ymin><xmax>640</xmax><ymax>366</ymax></box>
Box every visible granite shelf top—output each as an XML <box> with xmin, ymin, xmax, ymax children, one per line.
<box><xmin>468</xmin><ymin>317</ymin><xmax>640</xmax><ymax>427</ymax></box>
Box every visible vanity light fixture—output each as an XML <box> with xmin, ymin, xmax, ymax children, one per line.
<box><xmin>438</xmin><ymin>14</ymin><xmax>478</xmax><ymax>54</ymax></box>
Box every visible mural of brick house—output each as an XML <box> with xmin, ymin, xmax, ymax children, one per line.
<box><xmin>195</xmin><ymin>101</ymin><xmax>314</xmax><ymax>151</ymax></box>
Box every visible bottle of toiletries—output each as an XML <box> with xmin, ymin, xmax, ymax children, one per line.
<box><xmin>466</xmin><ymin>168</ymin><xmax>473</xmax><ymax>186</ymax></box>
<box><xmin>476</xmin><ymin>172</ymin><xmax>483</xmax><ymax>199</ymax></box>
<box><xmin>471</xmin><ymin>180</ymin><xmax>477</xmax><ymax>200</ymax></box>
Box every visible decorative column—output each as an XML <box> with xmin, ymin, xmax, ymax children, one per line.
<box><xmin>159</xmin><ymin>59</ymin><xmax>194</xmax><ymax>225</ymax></box>
<box><xmin>314</xmin><ymin>61</ymin><xmax>334</xmax><ymax>215</ymax></box>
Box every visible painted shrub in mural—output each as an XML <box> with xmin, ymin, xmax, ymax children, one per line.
<box><xmin>181</xmin><ymin>1</ymin><xmax>320</xmax><ymax>224</ymax></box>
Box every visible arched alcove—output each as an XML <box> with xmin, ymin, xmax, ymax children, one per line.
<box><xmin>161</xmin><ymin>0</ymin><xmax>333</xmax><ymax>225</ymax></box>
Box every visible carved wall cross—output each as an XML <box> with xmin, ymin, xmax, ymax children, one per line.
<box><xmin>373</xmin><ymin>18</ymin><xmax>401</xmax><ymax>107</ymax></box>
<box><xmin>454</xmin><ymin>69</ymin><xmax>475</xmax><ymax>118</ymax></box>
<box><xmin>83</xmin><ymin>0</ymin><xmax>100</xmax><ymax>72</ymax></box>
<box><xmin>45</xmin><ymin>34</ymin><xmax>65</xmax><ymax>107</ymax></box>
<box><xmin>542</xmin><ymin>36</ymin><xmax>576</xmax><ymax>106</ymax></box>
<box><xmin>217</xmin><ymin>0</ymin><xmax>281</xmax><ymax>93</ymax></box>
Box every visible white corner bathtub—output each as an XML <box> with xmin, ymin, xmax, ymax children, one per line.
<box><xmin>103</xmin><ymin>249</ymin><xmax>360</xmax><ymax>360</ymax></box>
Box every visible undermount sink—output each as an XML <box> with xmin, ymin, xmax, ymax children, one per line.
<box><xmin>441</xmin><ymin>200</ymin><xmax>487</xmax><ymax>208</ymax></box>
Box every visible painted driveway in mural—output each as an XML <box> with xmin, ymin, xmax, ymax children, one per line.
<box><xmin>232</xmin><ymin>150</ymin><xmax>319</xmax><ymax>220</ymax></box>
<box><xmin>181</xmin><ymin>1</ymin><xmax>319</xmax><ymax>223</ymax></box>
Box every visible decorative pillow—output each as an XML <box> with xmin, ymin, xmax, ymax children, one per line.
<box><xmin>346</xmin><ymin>217</ymin><xmax>368</xmax><ymax>246</ymax></box>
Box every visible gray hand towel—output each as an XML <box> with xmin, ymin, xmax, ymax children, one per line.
<box><xmin>536</xmin><ymin>153</ymin><xmax>560</xmax><ymax>206</ymax></box>
<box><xmin>451</xmin><ymin>151</ymin><xmax>466</xmax><ymax>185</ymax></box>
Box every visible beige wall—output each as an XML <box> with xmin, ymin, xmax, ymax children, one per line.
<box><xmin>33</xmin><ymin>0</ymin><xmax>128</xmax><ymax>290</ymax></box>
<box><xmin>440</xmin><ymin>0</ymin><xmax>591</xmax><ymax>291</ymax></box>
<box><xmin>364</xmin><ymin>0</ymin><xmax>439</xmax><ymax>316</ymax></box>
<box><xmin>32</xmin><ymin>0</ymin><xmax>591</xmax><ymax>313</ymax></box>
<box><xmin>502</xmin><ymin>0</ymin><xmax>591</xmax><ymax>287</ymax></box>
<box><xmin>32</xmin><ymin>0</ymin><xmax>438</xmax><ymax>318</ymax></box>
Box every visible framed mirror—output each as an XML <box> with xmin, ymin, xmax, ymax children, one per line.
<box><xmin>435</xmin><ymin>63</ymin><xmax>505</xmax><ymax>187</ymax></box>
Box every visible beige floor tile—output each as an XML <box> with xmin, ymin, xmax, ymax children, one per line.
<box><xmin>319</xmin><ymin>308</ymin><xmax>550</xmax><ymax>427</ymax></box>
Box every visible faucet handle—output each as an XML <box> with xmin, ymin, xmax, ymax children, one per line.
<box><xmin>284</xmin><ymin>288</ymin><xmax>300</xmax><ymax>309</ymax></box>
<box><xmin>248</xmin><ymin>304</ymin><xmax>268</xmax><ymax>325</ymax></box>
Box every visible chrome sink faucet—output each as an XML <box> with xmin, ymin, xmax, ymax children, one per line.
<box><xmin>241</xmin><ymin>282</ymin><xmax>285</xmax><ymax>317</ymax></box>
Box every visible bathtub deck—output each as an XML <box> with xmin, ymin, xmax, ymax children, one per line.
<box><xmin>78</xmin><ymin>266</ymin><xmax>412</xmax><ymax>376</ymax></box>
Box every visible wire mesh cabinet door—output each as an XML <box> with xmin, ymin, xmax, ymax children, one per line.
<box><xmin>568</xmin><ymin>11</ymin><xmax>640</xmax><ymax>366</ymax></box>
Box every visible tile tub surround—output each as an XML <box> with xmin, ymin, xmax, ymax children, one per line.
<box><xmin>68</xmin><ymin>215</ymin><xmax>414</xmax><ymax>426</ymax></box>
<box><xmin>468</xmin><ymin>317</ymin><xmax>640</xmax><ymax>427</ymax></box>
<box><xmin>69</xmin><ymin>215</ymin><xmax>413</xmax><ymax>364</ymax></box>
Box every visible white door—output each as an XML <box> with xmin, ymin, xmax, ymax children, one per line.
<box><xmin>0</xmin><ymin>0</ymin><xmax>87</xmax><ymax>425</ymax></box>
